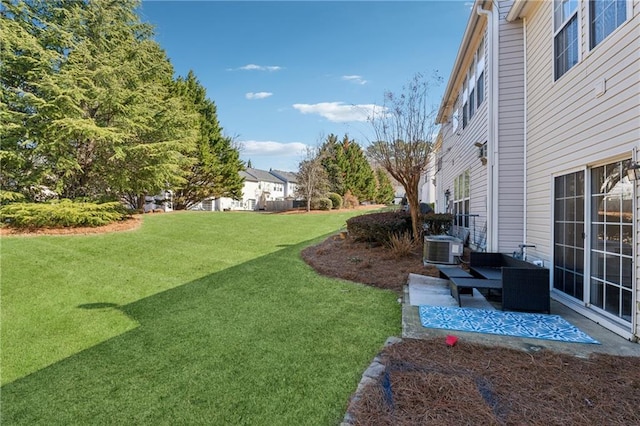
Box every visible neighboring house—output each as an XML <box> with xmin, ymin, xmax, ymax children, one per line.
<box><xmin>237</xmin><ymin>167</ymin><xmax>286</xmax><ymax>210</ymax></box>
<box><xmin>435</xmin><ymin>0</ymin><xmax>639</xmax><ymax>341</ymax></box>
<box><xmin>268</xmin><ymin>169</ymin><xmax>299</xmax><ymax>199</ymax></box>
<box><xmin>204</xmin><ymin>167</ymin><xmax>297</xmax><ymax>211</ymax></box>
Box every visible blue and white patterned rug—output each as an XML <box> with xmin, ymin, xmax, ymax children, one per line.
<box><xmin>419</xmin><ymin>305</ymin><xmax>600</xmax><ymax>344</ymax></box>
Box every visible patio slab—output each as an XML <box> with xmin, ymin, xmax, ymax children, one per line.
<box><xmin>402</xmin><ymin>274</ymin><xmax>640</xmax><ymax>358</ymax></box>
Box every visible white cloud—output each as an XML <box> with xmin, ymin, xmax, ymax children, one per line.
<box><xmin>245</xmin><ymin>92</ymin><xmax>273</xmax><ymax>100</ymax></box>
<box><xmin>231</xmin><ymin>64</ymin><xmax>282</xmax><ymax>71</ymax></box>
<box><xmin>342</xmin><ymin>75</ymin><xmax>368</xmax><ymax>85</ymax></box>
<box><xmin>241</xmin><ymin>140</ymin><xmax>308</xmax><ymax>157</ymax></box>
<box><xmin>292</xmin><ymin>102</ymin><xmax>382</xmax><ymax>122</ymax></box>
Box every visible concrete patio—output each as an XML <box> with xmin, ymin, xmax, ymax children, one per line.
<box><xmin>403</xmin><ymin>273</ymin><xmax>640</xmax><ymax>358</ymax></box>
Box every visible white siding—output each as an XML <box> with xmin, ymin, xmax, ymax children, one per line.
<box><xmin>497</xmin><ymin>1</ymin><xmax>526</xmax><ymax>252</ymax></box>
<box><xmin>524</xmin><ymin>0</ymin><xmax>639</xmax><ymax>338</ymax></box>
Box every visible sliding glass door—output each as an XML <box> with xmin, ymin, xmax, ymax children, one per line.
<box><xmin>554</xmin><ymin>160</ymin><xmax>634</xmax><ymax>325</ymax></box>
<box><xmin>590</xmin><ymin>160</ymin><xmax>634</xmax><ymax>323</ymax></box>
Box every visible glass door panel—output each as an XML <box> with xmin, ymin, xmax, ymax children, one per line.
<box><xmin>589</xmin><ymin>160</ymin><xmax>634</xmax><ymax>323</ymax></box>
<box><xmin>554</xmin><ymin>171</ymin><xmax>585</xmax><ymax>299</ymax></box>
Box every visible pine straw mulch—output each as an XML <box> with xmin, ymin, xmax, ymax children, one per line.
<box><xmin>0</xmin><ymin>215</ymin><xmax>143</xmax><ymax>237</ymax></box>
<box><xmin>300</xmin><ymin>234</ymin><xmax>640</xmax><ymax>426</ymax></box>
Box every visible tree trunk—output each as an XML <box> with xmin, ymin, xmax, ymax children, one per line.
<box><xmin>406</xmin><ymin>186</ymin><xmax>421</xmax><ymax>240</ymax></box>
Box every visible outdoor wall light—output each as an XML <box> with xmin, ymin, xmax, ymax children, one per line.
<box><xmin>444</xmin><ymin>189</ymin><xmax>451</xmax><ymax>200</ymax></box>
<box><xmin>628</xmin><ymin>162</ymin><xmax>640</xmax><ymax>181</ymax></box>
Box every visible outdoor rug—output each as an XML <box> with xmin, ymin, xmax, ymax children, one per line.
<box><xmin>419</xmin><ymin>305</ymin><xmax>600</xmax><ymax>344</ymax></box>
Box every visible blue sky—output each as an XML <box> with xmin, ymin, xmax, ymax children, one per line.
<box><xmin>139</xmin><ymin>1</ymin><xmax>472</xmax><ymax>171</ymax></box>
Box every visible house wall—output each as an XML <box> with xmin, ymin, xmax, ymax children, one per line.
<box><xmin>437</xmin><ymin>0</ymin><xmax>526</xmax><ymax>252</ymax></box>
<box><xmin>523</xmin><ymin>0</ymin><xmax>639</xmax><ymax>338</ymax></box>
<box><xmin>496</xmin><ymin>1</ymin><xmax>526</xmax><ymax>252</ymax></box>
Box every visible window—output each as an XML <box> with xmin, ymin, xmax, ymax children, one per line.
<box><xmin>476</xmin><ymin>38</ymin><xmax>485</xmax><ymax>107</ymax></box>
<box><xmin>590</xmin><ymin>0</ymin><xmax>627</xmax><ymax>49</ymax></box>
<box><xmin>453</xmin><ymin>170</ymin><xmax>470</xmax><ymax>228</ymax></box>
<box><xmin>452</xmin><ymin>97</ymin><xmax>459</xmax><ymax>132</ymax></box>
<box><xmin>468</xmin><ymin>62</ymin><xmax>476</xmax><ymax>120</ymax></box>
<box><xmin>462</xmin><ymin>80</ymin><xmax>469</xmax><ymax>128</ymax></box>
<box><xmin>554</xmin><ymin>0</ymin><xmax>579</xmax><ymax>80</ymax></box>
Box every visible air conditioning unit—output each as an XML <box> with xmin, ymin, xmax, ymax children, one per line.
<box><xmin>423</xmin><ymin>235</ymin><xmax>464</xmax><ymax>265</ymax></box>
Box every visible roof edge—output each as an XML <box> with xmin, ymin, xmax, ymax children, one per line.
<box><xmin>436</xmin><ymin>0</ymin><xmax>490</xmax><ymax>124</ymax></box>
<box><xmin>506</xmin><ymin>0</ymin><xmax>528</xmax><ymax>22</ymax></box>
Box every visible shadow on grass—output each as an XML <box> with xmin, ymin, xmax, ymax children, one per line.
<box><xmin>2</xmin><ymin>236</ymin><xmax>400</xmax><ymax>425</ymax></box>
<box><xmin>77</xmin><ymin>303</ymin><xmax>121</xmax><ymax>310</ymax></box>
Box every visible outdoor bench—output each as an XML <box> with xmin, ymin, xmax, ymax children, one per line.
<box><xmin>468</xmin><ymin>252</ymin><xmax>550</xmax><ymax>313</ymax></box>
<box><xmin>435</xmin><ymin>264</ymin><xmax>474</xmax><ymax>280</ymax></box>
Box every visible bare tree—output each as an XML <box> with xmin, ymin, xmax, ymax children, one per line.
<box><xmin>367</xmin><ymin>72</ymin><xmax>440</xmax><ymax>238</ymax></box>
<box><xmin>295</xmin><ymin>146</ymin><xmax>329</xmax><ymax>212</ymax></box>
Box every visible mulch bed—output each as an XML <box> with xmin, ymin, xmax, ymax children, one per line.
<box><xmin>346</xmin><ymin>338</ymin><xmax>640</xmax><ymax>425</ymax></box>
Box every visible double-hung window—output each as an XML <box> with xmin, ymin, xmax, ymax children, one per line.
<box><xmin>462</xmin><ymin>80</ymin><xmax>469</xmax><ymax>128</ymax></box>
<box><xmin>454</xmin><ymin>170</ymin><xmax>470</xmax><ymax>228</ymax></box>
<box><xmin>468</xmin><ymin>62</ymin><xmax>476</xmax><ymax>120</ymax></box>
<box><xmin>452</xmin><ymin>97</ymin><xmax>460</xmax><ymax>133</ymax></box>
<box><xmin>554</xmin><ymin>0</ymin><xmax>579</xmax><ymax>80</ymax></box>
<box><xmin>476</xmin><ymin>38</ymin><xmax>485</xmax><ymax>107</ymax></box>
<box><xmin>590</xmin><ymin>0</ymin><xmax>628</xmax><ymax>49</ymax></box>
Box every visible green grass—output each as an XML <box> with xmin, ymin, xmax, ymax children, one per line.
<box><xmin>1</xmin><ymin>211</ymin><xmax>400</xmax><ymax>424</ymax></box>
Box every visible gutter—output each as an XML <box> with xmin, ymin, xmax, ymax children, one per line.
<box><xmin>476</xmin><ymin>3</ymin><xmax>499</xmax><ymax>252</ymax></box>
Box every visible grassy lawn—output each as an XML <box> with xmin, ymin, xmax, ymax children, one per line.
<box><xmin>1</xmin><ymin>211</ymin><xmax>400</xmax><ymax>424</ymax></box>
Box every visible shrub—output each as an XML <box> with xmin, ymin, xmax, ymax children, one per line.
<box><xmin>0</xmin><ymin>200</ymin><xmax>130</xmax><ymax>229</ymax></box>
<box><xmin>422</xmin><ymin>213</ymin><xmax>454</xmax><ymax>235</ymax></box>
<box><xmin>0</xmin><ymin>190</ymin><xmax>26</xmax><ymax>205</ymax></box>
<box><xmin>386</xmin><ymin>232</ymin><xmax>415</xmax><ymax>258</ymax></box>
<box><xmin>310</xmin><ymin>198</ymin><xmax>333</xmax><ymax>211</ymax></box>
<box><xmin>346</xmin><ymin>210</ymin><xmax>411</xmax><ymax>244</ymax></box>
<box><xmin>327</xmin><ymin>192</ymin><xmax>343</xmax><ymax>210</ymax></box>
<box><xmin>343</xmin><ymin>190</ymin><xmax>359</xmax><ymax>209</ymax></box>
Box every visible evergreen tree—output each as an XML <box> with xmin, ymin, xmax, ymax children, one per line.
<box><xmin>319</xmin><ymin>134</ymin><xmax>344</xmax><ymax>194</ymax></box>
<box><xmin>1</xmin><ymin>0</ymin><xmax>197</xmax><ymax>206</ymax></box>
<box><xmin>171</xmin><ymin>71</ymin><xmax>244</xmax><ymax>210</ymax></box>
<box><xmin>374</xmin><ymin>168</ymin><xmax>395</xmax><ymax>204</ymax></box>
<box><xmin>1</xmin><ymin>0</ymin><xmax>74</xmax><ymax>196</ymax></box>
<box><xmin>319</xmin><ymin>134</ymin><xmax>376</xmax><ymax>202</ymax></box>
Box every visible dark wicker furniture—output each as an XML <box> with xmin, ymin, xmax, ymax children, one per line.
<box><xmin>469</xmin><ymin>252</ymin><xmax>550</xmax><ymax>313</ymax></box>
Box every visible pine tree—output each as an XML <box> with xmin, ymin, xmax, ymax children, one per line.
<box><xmin>319</xmin><ymin>134</ymin><xmax>376</xmax><ymax>202</ymax></box>
<box><xmin>375</xmin><ymin>168</ymin><xmax>395</xmax><ymax>204</ymax></box>
<box><xmin>171</xmin><ymin>71</ymin><xmax>244</xmax><ymax>210</ymax></box>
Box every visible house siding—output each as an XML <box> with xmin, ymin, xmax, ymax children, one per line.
<box><xmin>436</xmin><ymin>0</ymin><xmax>526</xmax><ymax>252</ymax></box>
<box><xmin>523</xmin><ymin>0</ymin><xmax>639</xmax><ymax>338</ymax></box>
<box><xmin>497</xmin><ymin>0</ymin><xmax>525</xmax><ymax>252</ymax></box>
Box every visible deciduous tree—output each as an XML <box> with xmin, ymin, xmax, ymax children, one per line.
<box><xmin>296</xmin><ymin>146</ymin><xmax>329</xmax><ymax>212</ymax></box>
<box><xmin>367</xmin><ymin>72</ymin><xmax>440</xmax><ymax>238</ymax></box>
